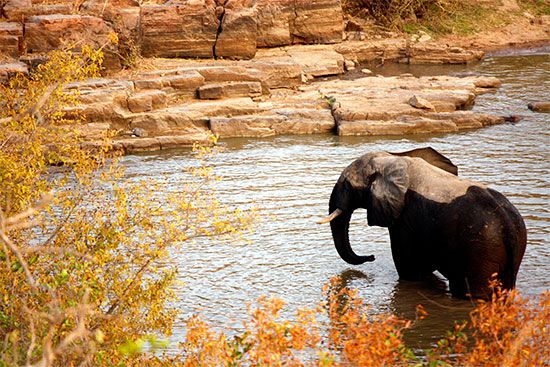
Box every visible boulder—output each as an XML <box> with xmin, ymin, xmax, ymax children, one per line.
<box><xmin>527</xmin><ymin>102</ymin><xmax>550</xmax><ymax>113</ymax></box>
<box><xmin>195</xmin><ymin>65</ymin><xmax>262</xmax><ymax>84</ymax></box>
<box><xmin>127</xmin><ymin>90</ymin><xmax>167</xmax><ymax>113</ymax></box>
<box><xmin>409</xmin><ymin>95</ymin><xmax>436</xmax><ymax>111</ymax></box>
<box><xmin>140</xmin><ymin>3</ymin><xmax>218</xmax><ymax>58</ymax></box>
<box><xmin>0</xmin><ymin>62</ymin><xmax>28</xmax><ymax>83</ymax></box>
<box><xmin>133</xmin><ymin>78</ymin><xmax>168</xmax><ymax>91</ymax></box>
<box><xmin>0</xmin><ymin>22</ymin><xmax>23</xmax><ymax>58</ymax></box>
<box><xmin>472</xmin><ymin>76</ymin><xmax>502</xmax><ymax>89</ymax></box>
<box><xmin>2</xmin><ymin>0</ymin><xmax>31</xmax><ymax>20</ymax></box>
<box><xmin>197</xmin><ymin>82</ymin><xmax>262</xmax><ymax>99</ymax></box>
<box><xmin>164</xmin><ymin>71</ymin><xmax>206</xmax><ymax>96</ymax></box>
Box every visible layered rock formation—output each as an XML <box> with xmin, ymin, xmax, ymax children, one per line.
<box><xmin>0</xmin><ymin>0</ymin><xmax>491</xmax><ymax>71</ymax></box>
<box><xmin>0</xmin><ymin>0</ymin><xmax>532</xmax><ymax>154</ymax></box>
<box><xmin>58</xmin><ymin>50</ymin><xmax>506</xmax><ymax>154</ymax></box>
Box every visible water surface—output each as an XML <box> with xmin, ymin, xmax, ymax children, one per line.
<box><xmin>122</xmin><ymin>50</ymin><xmax>549</xmax><ymax>351</ymax></box>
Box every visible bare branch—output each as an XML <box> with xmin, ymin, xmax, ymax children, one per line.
<box><xmin>4</xmin><ymin>192</ymin><xmax>53</xmax><ymax>231</ymax></box>
<box><xmin>25</xmin><ymin>307</ymin><xmax>37</xmax><ymax>366</ymax></box>
<box><xmin>0</xmin><ymin>84</ymin><xmax>60</xmax><ymax>126</ymax></box>
<box><xmin>0</xmin><ymin>230</ymin><xmax>37</xmax><ymax>290</ymax></box>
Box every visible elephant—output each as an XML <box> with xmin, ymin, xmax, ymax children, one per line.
<box><xmin>319</xmin><ymin>147</ymin><xmax>527</xmax><ymax>299</ymax></box>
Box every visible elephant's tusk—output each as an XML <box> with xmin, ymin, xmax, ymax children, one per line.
<box><xmin>317</xmin><ymin>209</ymin><xmax>343</xmax><ymax>224</ymax></box>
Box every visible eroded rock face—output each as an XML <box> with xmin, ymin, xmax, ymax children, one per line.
<box><xmin>408</xmin><ymin>43</ymin><xmax>485</xmax><ymax>64</ymax></box>
<box><xmin>256</xmin><ymin>0</ymin><xmax>293</xmax><ymax>47</ymax></box>
<box><xmin>197</xmin><ymin>81</ymin><xmax>262</xmax><ymax>99</ymax></box>
<box><xmin>209</xmin><ymin>107</ymin><xmax>335</xmax><ymax>137</ymax></box>
<box><xmin>62</xmin><ymin>57</ymin><xmax>512</xmax><ymax>152</ymax></box>
<box><xmin>315</xmin><ymin>75</ymin><xmax>503</xmax><ymax>136</ymax></box>
<box><xmin>255</xmin><ymin>45</ymin><xmax>344</xmax><ymax>80</ymax></box>
<box><xmin>334</xmin><ymin>39</ymin><xmax>484</xmax><ymax>65</ymax></box>
<box><xmin>255</xmin><ymin>0</ymin><xmax>344</xmax><ymax>47</ymax></box>
<box><xmin>292</xmin><ymin>0</ymin><xmax>343</xmax><ymax>44</ymax></box>
<box><xmin>214</xmin><ymin>5</ymin><xmax>258</xmax><ymax>59</ymax></box>
<box><xmin>127</xmin><ymin>90</ymin><xmax>167</xmax><ymax>113</ymax></box>
<box><xmin>24</xmin><ymin>15</ymin><xmax>121</xmax><ymax>71</ymax></box>
<box><xmin>0</xmin><ymin>22</ymin><xmax>23</xmax><ymax>58</ymax></box>
<box><xmin>140</xmin><ymin>3</ymin><xmax>219</xmax><ymax>58</ymax></box>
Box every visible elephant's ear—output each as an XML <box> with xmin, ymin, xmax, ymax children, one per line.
<box><xmin>368</xmin><ymin>157</ymin><xmax>410</xmax><ymax>226</ymax></box>
<box><xmin>392</xmin><ymin>147</ymin><xmax>458</xmax><ymax>175</ymax></box>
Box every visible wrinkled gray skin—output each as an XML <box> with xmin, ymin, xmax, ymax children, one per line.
<box><xmin>326</xmin><ymin>147</ymin><xmax>527</xmax><ymax>299</ymax></box>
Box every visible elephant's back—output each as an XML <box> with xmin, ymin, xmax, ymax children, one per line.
<box><xmin>406</xmin><ymin>157</ymin><xmax>485</xmax><ymax>204</ymax></box>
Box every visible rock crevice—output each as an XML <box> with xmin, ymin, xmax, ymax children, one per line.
<box><xmin>213</xmin><ymin>0</ymin><xmax>227</xmax><ymax>59</ymax></box>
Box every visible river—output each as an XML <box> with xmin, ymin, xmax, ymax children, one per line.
<box><xmin>122</xmin><ymin>48</ymin><xmax>549</xmax><ymax>352</ymax></box>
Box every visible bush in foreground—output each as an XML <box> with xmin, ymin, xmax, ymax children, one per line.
<box><xmin>0</xmin><ymin>47</ymin><xmax>252</xmax><ymax>366</ymax></box>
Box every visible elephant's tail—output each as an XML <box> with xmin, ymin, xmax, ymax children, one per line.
<box><xmin>490</xmin><ymin>189</ymin><xmax>527</xmax><ymax>290</ymax></box>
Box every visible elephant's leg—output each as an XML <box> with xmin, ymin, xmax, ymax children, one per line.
<box><xmin>448</xmin><ymin>260</ymin><xmax>501</xmax><ymax>299</ymax></box>
<box><xmin>448</xmin><ymin>278</ymin><xmax>468</xmax><ymax>298</ymax></box>
<box><xmin>389</xmin><ymin>227</ymin><xmax>433</xmax><ymax>280</ymax></box>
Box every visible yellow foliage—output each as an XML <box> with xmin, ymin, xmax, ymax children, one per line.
<box><xmin>0</xmin><ymin>47</ymin><xmax>254</xmax><ymax>367</ymax></box>
<box><xmin>428</xmin><ymin>280</ymin><xmax>550</xmax><ymax>367</ymax></box>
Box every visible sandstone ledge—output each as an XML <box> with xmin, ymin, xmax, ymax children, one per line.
<box><xmin>64</xmin><ymin>57</ymin><xmax>510</xmax><ymax>153</ymax></box>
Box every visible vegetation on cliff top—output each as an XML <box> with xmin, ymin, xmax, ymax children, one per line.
<box><xmin>343</xmin><ymin>0</ymin><xmax>550</xmax><ymax>35</ymax></box>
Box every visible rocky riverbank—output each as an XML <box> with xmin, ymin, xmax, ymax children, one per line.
<box><xmin>0</xmin><ymin>0</ymin><xmax>547</xmax><ymax>154</ymax></box>
<box><xmin>73</xmin><ymin>53</ymin><xmax>504</xmax><ymax>154</ymax></box>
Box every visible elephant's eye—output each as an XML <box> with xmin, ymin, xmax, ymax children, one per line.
<box><xmin>366</xmin><ymin>172</ymin><xmax>378</xmax><ymax>187</ymax></box>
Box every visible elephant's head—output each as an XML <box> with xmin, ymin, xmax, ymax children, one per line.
<box><xmin>319</xmin><ymin>147</ymin><xmax>457</xmax><ymax>265</ymax></box>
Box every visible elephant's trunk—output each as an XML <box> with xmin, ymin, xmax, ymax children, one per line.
<box><xmin>330</xmin><ymin>209</ymin><xmax>375</xmax><ymax>265</ymax></box>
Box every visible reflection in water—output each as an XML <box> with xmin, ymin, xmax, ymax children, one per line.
<box><xmin>330</xmin><ymin>270</ymin><xmax>474</xmax><ymax>352</ymax></box>
<box><xmin>122</xmin><ymin>52</ymin><xmax>549</xmax><ymax>352</ymax></box>
<box><xmin>389</xmin><ymin>275</ymin><xmax>473</xmax><ymax>352</ymax></box>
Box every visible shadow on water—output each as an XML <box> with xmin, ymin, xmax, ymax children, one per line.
<box><xmin>389</xmin><ymin>276</ymin><xmax>473</xmax><ymax>352</ymax></box>
<box><xmin>331</xmin><ymin>269</ymin><xmax>474</xmax><ymax>352</ymax></box>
